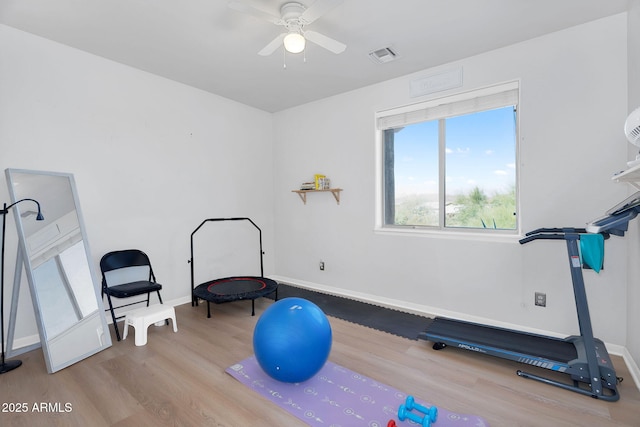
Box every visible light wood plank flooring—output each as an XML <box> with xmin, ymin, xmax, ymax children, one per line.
<box><xmin>1</xmin><ymin>299</ymin><xmax>639</xmax><ymax>426</ymax></box>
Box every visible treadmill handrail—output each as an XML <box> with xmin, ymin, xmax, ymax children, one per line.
<box><xmin>519</xmin><ymin>228</ymin><xmax>608</xmax><ymax>245</ymax></box>
<box><xmin>524</xmin><ymin>227</ymin><xmax>587</xmax><ymax>236</ymax></box>
<box><xmin>519</xmin><ymin>228</ymin><xmax>586</xmax><ymax>244</ymax></box>
<box><xmin>519</xmin><ymin>234</ymin><xmax>562</xmax><ymax>244</ymax></box>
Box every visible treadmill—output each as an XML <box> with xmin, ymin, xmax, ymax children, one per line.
<box><xmin>419</xmin><ymin>192</ymin><xmax>640</xmax><ymax>401</ymax></box>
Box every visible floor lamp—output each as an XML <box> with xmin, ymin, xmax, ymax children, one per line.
<box><xmin>0</xmin><ymin>198</ymin><xmax>44</xmax><ymax>374</ymax></box>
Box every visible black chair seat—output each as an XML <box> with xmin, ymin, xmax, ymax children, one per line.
<box><xmin>105</xmin><ymin>281</ymin><xmax>162</xmax><ymax>298</ymax></box>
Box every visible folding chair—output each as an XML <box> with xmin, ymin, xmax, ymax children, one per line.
<box><xmin>100</xmin><ymin>249</ymin><xmax>163</xmax><ymax>341</ymax></box>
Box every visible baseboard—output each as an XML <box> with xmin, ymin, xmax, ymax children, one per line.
<box><xmin>620</xmin><ymin>347</ymin><xmax>640</xmax><ymax>392</ymax></box>
<box><xmin>103</xmin><ymin>295</ymin><xmax>192</xmax><ymax>325</ymax></box>
<box><xmin>270</xmin><ymin>275</ymin><xmax>640</xmax><ymax>392</ymax></box>
<box><xmin>8</xmin><ymin>296</ymin><xmax>192</xmax><ymax>355</ymax></box>
<box><xmin>166</xmin><ymin>295</ymin><xmax>192</xmax><ymax>308</ymax></box>
<box><xmin>270</xmin><ymin>275</ymin><xmax>568</xmax><ymax>337</ymax></box>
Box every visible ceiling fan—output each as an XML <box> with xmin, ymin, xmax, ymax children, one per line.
<box><xmin>228</xmin><ymin>0</ymin><xmax>347</xmax><ymax>56</ymax></box>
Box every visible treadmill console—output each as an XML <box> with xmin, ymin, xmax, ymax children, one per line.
<box><xmin>587</xmin><ymin>191</ymin><xmax>640</xmax><ymax>235</ymax></box>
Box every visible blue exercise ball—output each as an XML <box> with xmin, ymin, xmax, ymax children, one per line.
<box><xmin>253</xmin><ymin>297</ymin><xmax>332</xmax><ymax>383</ymax></box>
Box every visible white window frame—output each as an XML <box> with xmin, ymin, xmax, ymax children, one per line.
<box><xmin>374</xmin><ymin>81</ymin><xmax>520</xmax><ymax>239</ymax></box>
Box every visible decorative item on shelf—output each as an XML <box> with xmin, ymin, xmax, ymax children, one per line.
<box><xmin>314</xmin><ymin>174</ymin><xmax>326</xmax><ymax>189</ymax></box>
<box><xmin>294</xmin><ymin>174</ymin><xmax>341</xmax><ymax>204</ymax></box>
<box><xmin>300</xmin><ymin>182</ymin><xmax>316</xmax><ymax>190</ymax></box>
<box><xmin>301</xmin><ymin>175</ymin><xmax>331</xmax><ymax>190</ymax></box>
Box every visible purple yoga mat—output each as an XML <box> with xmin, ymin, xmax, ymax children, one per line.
<box><xmin>226</xmin><ymin>355</ymin><xmax>489</xmax><ymax>427</ymax></box>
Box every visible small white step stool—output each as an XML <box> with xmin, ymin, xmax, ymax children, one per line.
<box><xmin>122</xmin><ymin>304</ymin><xmax>178</xmax><ymax>346</ymax></box>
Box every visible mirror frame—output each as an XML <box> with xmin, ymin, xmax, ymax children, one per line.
<box><xmin>5</xmin><ymin>168</ymin><xmax>112</xmax><ymax>373</ymax></box>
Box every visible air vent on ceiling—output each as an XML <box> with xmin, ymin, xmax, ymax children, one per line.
<box><xmin>368</xmin><ymin>47</ymin><xmax>398</xmax><ymax>64</ymax></box>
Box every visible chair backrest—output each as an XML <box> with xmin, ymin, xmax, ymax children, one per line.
<box><xmin>100</xmin><ymin>249</ymin><xmax>155</xmax><ymax>287</ymax></box>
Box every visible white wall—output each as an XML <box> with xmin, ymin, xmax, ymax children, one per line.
<box><xmin>0</xmin><ymin>25</ymin><xmax>275</xmax><ymax>343</ymax></box>
<box><xmin>273</xmin><ymin>15</ymin><xmax>630</xmax><ymax>346</ymax></box>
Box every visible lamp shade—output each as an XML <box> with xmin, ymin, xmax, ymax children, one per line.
<box><xmin>284</xmin><ymin>32</ymin><xmax>305</xmax><ymax>54</ymax></box>
<box><xmin>625</xmin><ymin>106</ymin><xmax>640</xmax><ymax>146</ymax></box>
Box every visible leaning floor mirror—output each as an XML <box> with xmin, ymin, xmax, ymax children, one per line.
<box><xmin>5</xmin><ymin>168</ymin><xmax>112</xmax><ymax>373</ymax></box>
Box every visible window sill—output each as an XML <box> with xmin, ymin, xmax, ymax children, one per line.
<box><xmin>374</xmin><ymin>226</ymin><xmax>522</xmax><ymax>243</ymax></box>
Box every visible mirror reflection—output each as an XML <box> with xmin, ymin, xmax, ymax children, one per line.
<box><xmin>6</xmin><ymin>169</ymin><xmax>111</xmax><ymax>373</ymax></box>
<box><xmin>32</xmin><ymin>240</ymin><xmax>98</xmax><ymax>337</ymax></box>
<box><xmin>18</xmin><ymin>174</ymin><xmax>99</xmax><ymax>333</ymax></box>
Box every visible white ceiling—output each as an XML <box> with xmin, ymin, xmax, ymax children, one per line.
<box><xmin>0</xmin><ymin>0</ymin><xmax>631</xmax><ymax>112</ymax></box>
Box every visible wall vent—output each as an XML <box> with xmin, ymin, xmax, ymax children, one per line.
<box><xmin>368</xmin><ymin>47</ymin><xmax>398</xmax><ymax>64</ymax></box>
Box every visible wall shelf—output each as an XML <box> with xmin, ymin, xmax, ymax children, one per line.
<box><xmin>292</xmin><ymin>188</ymin><xmax>343</xmax><ymax>205</ymax></box>
<box><xmin>612</xmin><ymin>163</ymin><xmax>640</xmax><ymax>189</ymax></box>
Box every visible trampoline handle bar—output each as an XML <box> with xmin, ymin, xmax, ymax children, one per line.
<box><xmin>190</xmin><ymin>217</ymin><xmax>265</xmax><ymax>306</ymax></box>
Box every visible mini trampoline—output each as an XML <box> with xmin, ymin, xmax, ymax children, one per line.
<box><xmin>190</xmin><ymin>218</ymin><xmax>278</xmax><ymax>317</ymax></box>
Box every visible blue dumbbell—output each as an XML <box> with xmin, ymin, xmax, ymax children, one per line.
<box><xmin>398</xmin><ymin>404</ymin><xmax>431</xmax><ymax>427</ymax></box>
<box><xmin>405</xmin><ymin>395</ymin><xmax>438</xmax><ymax>423</ymax></box>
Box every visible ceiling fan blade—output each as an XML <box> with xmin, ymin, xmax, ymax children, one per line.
<box><xmin>300</xmin><ymin>0</ymin><xmax>344</xmax><ymax>25</ymax></box>
<box><xmin>258</xmin><ymin>33</ymin><xmax>287</xmax><ymax>56</ymax></box>
<box><xmin>228</xmin><ymin>0</ymin><xmax>281</xmax><ymax>24</ymax></box>
<box><xmin>304</xmin><ymin>30</ymin><xmax>346</xmax><ymax>54</ymax></box>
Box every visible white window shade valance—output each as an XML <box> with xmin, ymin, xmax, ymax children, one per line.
<box><xmin>377</xmin><ymin>82</ymin><xmax>519</xmax><ymax>130</ymax></box>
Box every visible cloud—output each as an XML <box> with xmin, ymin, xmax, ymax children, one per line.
<box><xmin>445</xmin><ymin>147</ymin><xmax>470</xmax><ymax>154</ymax></box>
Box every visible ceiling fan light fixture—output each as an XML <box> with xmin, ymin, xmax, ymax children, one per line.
<box><xmin>284</xmin><ymin>32</ymin><xmax>306</xmax><ymax>53</ymax></box>
<box><xmin>230</xmin><ymin>0</ymin><xmax>346</xmax><ymax>56</ymax></box>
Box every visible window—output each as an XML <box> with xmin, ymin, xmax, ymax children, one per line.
<box><xmin>377</xmin><ymin>82</ymin><xmax>518</xmax><ymax>232</ymax></box>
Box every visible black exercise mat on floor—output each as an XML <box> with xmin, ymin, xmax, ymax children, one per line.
<box><xmin>268</xmin><ymin>284</ymin><xmax>429</xmax><ymax>340</ymax></box>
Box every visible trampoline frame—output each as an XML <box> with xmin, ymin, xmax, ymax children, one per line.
<box><xmin>189</xmin><ymin>217</ymin><xmax>278</xmax><ymax>316</ymax></box>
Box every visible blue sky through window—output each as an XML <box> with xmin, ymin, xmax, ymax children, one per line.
<box><xmin>393</xmin><ymin>106</ymin><xmax>516</xmax><ymax>198</ymax></box>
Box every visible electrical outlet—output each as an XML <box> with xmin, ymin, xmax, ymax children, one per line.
<box><xmin>535</xmin><ymin>292</ymin><xmax>546</xmax><ymax>307</ymax></box>
<box><xmin>319</xmin><ymin>261</ymin><xmax>325</xmax><ymax>271</ymax></box>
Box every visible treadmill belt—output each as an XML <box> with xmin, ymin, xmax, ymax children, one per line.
<box><xmin>424</xmin><ymin>317</ymin><xmax>578</xmax><ymax>363</ymax></box>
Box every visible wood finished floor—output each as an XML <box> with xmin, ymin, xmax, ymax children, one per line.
<box><xmin>1</xmin><ymin>299</ymin><xmax>639</xmax><ymax>426</ymax></box>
